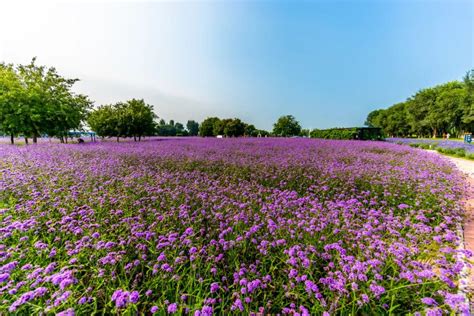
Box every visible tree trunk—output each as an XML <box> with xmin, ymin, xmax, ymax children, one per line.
<box><xmin>65</xmin><ymin>135</ymin><xmax>68</xmax><ymax>144</ymax></box>
<box><xmin>117</xmin><ymin>136</ymin><xmax>120</xmax><ymax>142</ymax></box>
<box><xmin>134</xmin><ymin>135</ymin><xmax>137</xmax><ymax>142</ymax></box>
<box><xmin>10</xmin><ymin>134</ymin><xmax>14</xmax><ymax>145</ymax></box>
<box><xmin>138</xmin><ymin>135</ymin><xmax>141</xmax><ymax>142</ymax></box>
<box><xmin>432</xmin><ymin>128</ymin><xmax>437</xmax><ymax>138</ymax></box>
<box><xmin>60</xmin><ymin>136</ymin><xmax>64</xmax><ymax>143</ymax></box>
<box><xmin>24</xmin><ymin>137</ymin><xmax>29</xmax><ymax>145</ymax></box>
<box><xmin>33</xmin><ymin>134</ymin><xmax>38</xmax><ymax>144</ymax></box>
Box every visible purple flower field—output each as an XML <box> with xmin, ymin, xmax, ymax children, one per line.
<box><xmin>387</xmin><ymin>138</ymin><xmax>474</xmax><ymax>154</ymax></box>
<box><xmin>0</xmin><ymin>138</ymin><xmax>470</xmax><ymax>315</ymax></box>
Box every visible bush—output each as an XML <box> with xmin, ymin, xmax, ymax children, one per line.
<box><xmin>310</xmin><ymin>128</ymin><xmax>358</xmax><ymax>140</ymax></box>
<box><xmin>454</xmin><ymin>148</ymin><xmax>466</xmax><ymax>157</ymax></box>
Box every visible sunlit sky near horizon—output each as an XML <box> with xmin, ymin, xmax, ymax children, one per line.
<box><xmin>0</xmin><ymin>0</ymin><xmax>472</xmax><ymax>130</ymax></box>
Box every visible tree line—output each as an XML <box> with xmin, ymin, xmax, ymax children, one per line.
<box><xmin>87</xmin><ymin>99</ymin><xmax>156</xmax><ymax>142</ymax></box>
<box><xmin>1</xmin><ymin>59</ymin><xmax>316</xmax><ymax>143</ymax></box>
<box><xmin>365</xmin><ymin>70</ymin><xmax>474</xmax><ymax>138</ymax></box>
<box><xmin>199</xmin><ymin>117</ymin><xmax>266</xmax><ymax>137</ymax></box>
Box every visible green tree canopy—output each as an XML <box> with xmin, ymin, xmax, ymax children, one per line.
<box><xmin>87</xmin><ymin>99</ymin><xmax>156</xmax><ymax>141</ymax></box>
<box><xmin>199</xmin><ymin>117</ymin><xmax>220</xmax><ymax>137</ymax></box>
<box><xmin>272</xmin><ymin>115</ymin><xmax>302</xmax><ymax>137</ymax></box>
<box><xmin>223</xmin><ymin>118</ymin><xmax>246</xmax><ymax>137</ymax></box>
<box><xmin>186</xmin><ymin>120</ymin><xmax>199</xmax><ymax>136</ymax></box>
<box><xmin>365</xmin><ymin>71</ymin><xmax>474</xmax><ymax>138</ymax></box>
<box><xmin>0</xmin><ymin>58</ymin><xmax>92</xmax><ymax>144</ymax></box>
<box><xmin>0</xmin><ymin>63</ymin><xmax>26</xmax><ymax>144</ymax></box>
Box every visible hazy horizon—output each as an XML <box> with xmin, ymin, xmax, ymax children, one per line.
<box><xmin>1</xmin><ymin>0</ymin><xmax>472</xmax><ymax>130</ymax></box>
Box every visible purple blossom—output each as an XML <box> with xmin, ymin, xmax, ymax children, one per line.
<box><xmin>167</xmin><ymin>303</ymin><xmax>178</xmax><ymax>314</ymax></box>
<box><xmin>421</xmin><ymin>297</ymin><xmax>437</xmax><ymax>306</ymax></box>
<box><xmin>0</xmin><ymin>137</ymin><xmax>467</xmax><ymax>315</ymax></box>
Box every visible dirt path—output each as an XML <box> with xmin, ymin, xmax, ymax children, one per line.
<box><xmin>440</xmin><ymin>155</ymin><xmax>474</xmax><ymax>298</ymax></box>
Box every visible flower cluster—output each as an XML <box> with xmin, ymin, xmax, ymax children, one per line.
<box><xmin>388</xmin><ymin>137</ymin><xmax>474</xmax><ymax>154</ymax></box>
<box><xmin>0</xmin><ymin>138</ymin><xmax>470</xmax><ymax>314</ymax></box>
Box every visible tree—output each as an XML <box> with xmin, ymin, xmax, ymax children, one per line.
<box><xmin>156</xmin><ymin>120</ymin><xmax>176</xmax><ymax>136</ymax></box>
<box><xmin>87</xmin><ymin>105</ymin><xmax>120</xmax><ymax>139</ymax></box>
<box><xmin>365</xmin><ymin>109</ymin><xmax>384</xmax><ymax>128</ymax></box>
<box><xmin>431</xmin><ymin>82</ymin><xmax>465</xmax><ymax>136</ymax></box>
<box><xmin>87</xmin><ymin>99</ymin><xmax>156</xmax><ymax>141</ymax></box>
<box><xmin>223</xmin><ymin>118</ymin><xmax>246</xmax><ymax>137</ymax></box>
<box><xmin>366</xmin><ymin>70</ymin><xmax>474</xmax><ymax>138</ymax></box>
<box><xmin>199</xmin><ymin>117</ymin><xmax>266</xmax><ymax>137</ymax></box>
<box><xmin>272</xmin><ymin>115</ymin><xmax>302</xmax><ymax>137</ymax></box>
<box><xmin>155</xmin><ymin>119</ymin><xmax>188</xmax><ymax>136</ymax></box>
<box><xmin>213</xmin><ymin>118</ymin><xmax>232</xmax><ymax>136</ymax></box>
<box><xmin>0</xmin><ymin>58</ymin><xmax>92</xmax><ymax>144</ymax></box>
<box><xmin>300</xmin><ymin>129</ymin><xmax>310</xmax><ymax>137</ymax></box>
<box><xmin>17</xmin><ymin>58</ymin><xmax>91</xmax><ymax>143</ymax></box>
<box><xmin>384</xmin><ymin>102</ymin><xmax>410</xmax><ymax>137</ymax></box>
<box><xmin>199</xmin><ymin>117</ymin><xmax>220</xmax><ymax>137</ymax></box>
<box><xmin>0</xmin><ymin>63</ymin><xmax>25</xmax><ymax>144</ymax></box>
<box><xmin>244</xmin><ymin>124</ymin><xmax>257</xmax><ymax>137</ymax></box>
<box><xmin>123</xmin><ymin>99</ymin><xmax>156</xmax><ymax>141</ymax></box>
<box><xmin>462</xmin><ymin>70</ymin><xmax>474</xmax><ymax>131</ymax></box>
<box><xmin>186</xmin><ymin>120</ymin><xmax>199</xmax><ymax>136</ymax></box>
<box><xmin>174</xmin><ymin>122</ymin><xmax>187</xmax><ymax>136</ymax></box>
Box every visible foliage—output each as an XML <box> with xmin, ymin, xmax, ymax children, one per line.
<box><xmin>123</xmin><ymin>99</ymin><xmax>156</xmax><ymax>140</ymax></box>
<box><xmin>156</xmin><ymin>119</ymin><xmax>188</xmax><ymax>136</ymax></box>
<box><xmin>0</xmin><ymin>63</ymin><xmax>25</xmax><ymax>143</ymax></box>
<box><xmin>87</xmin><ymin>99</ymin><xmax>155</xmax><ymax>141</ymax></box>
<box><xmin>366</xmin><ymin>70</ymin><xmax>474</xmax><ymax>138</ymax></box>
<box><xmin>199</xmin><ymin>117</ymin><xmax>220</xmax><ymax>137</ymax></box>
<box><xmin>199</xmin><ymin>117</ymin><xmax>266</xmax><ymax>137</ymax></box>
<box><xmin>186</xmin><ymin>120</ymin><xmax>199</xmax><ymax>136</ymax></box>
<box><xmin>0</xmin><ymin>58</ymin><xmax>92</xmax><ymax>144</ymax></box>
<box><xmin>0</xmin><ymin>139</ymin><xmax>468</xmax><ymax>314</ymax></box>
<box><xmin>310</xmin><ymin>128</ymin><xmax>357</xmax><ymax>140</ymax></box>
<box><xmin>87</xmin><ymin>105</ymin><xmax>118</xmax><ymax>138</ymax></box>
<box><xmin>272</xmin><ymin>115</ymin><xmax>302</xmax><ymax>137</ymax></box>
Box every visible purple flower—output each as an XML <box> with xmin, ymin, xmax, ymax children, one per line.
<box><xmin>369</xmin><ymin>283</ymin><xmax>385</xmax><ymax>297</ymax></box>
<box><xmin>0</xmin><ymin>273</ymin><xmax>9</xmax><ymax>283</ymax></box>
<box><xmin>129</xmin><ymin>291</ymin><xmax>139</xmax><ymax>303</ymax></box>
<box><xmin>210</xmin><ymin>282</ymin><xmax>219</xmax><ymax>293</ymax></box>
<box><xmin>56</xmin><ymin>308</ymin><xmax>75</xmax><ymax>316</ymax></box>
<box><xmin>232</xmin><ymin>299</ymin><xmax>244</xmax><ymax>312</ymax></box>
<box><xmin>421</xmin><ymin>297</ymin><xmax>437</xmax><ymax>306</ymax></box>
<box><xmin>167</xmin><ymin>303</ymin><xmax>178</xmax><ymax>314</ymax></box>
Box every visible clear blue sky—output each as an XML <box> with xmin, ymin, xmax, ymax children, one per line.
<box><xmin>0</xmin><ymin>0</ymin><xmax>472</xmax><ymax>130</ymax></box>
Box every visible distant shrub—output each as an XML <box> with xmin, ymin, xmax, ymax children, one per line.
<box><xmin>310</xmin><ymin>128</ymin><xmax>358</xmax><ymax>140</ymax></box>
<box><xmin>455</xmin><ymin>148</ymin><xmax>466</xmax><ymax>157</ymax></box>
<box><xmin>419</xmin><ymin>143</ymin><xmax>433</xmax><ymax>150</ymax></box>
